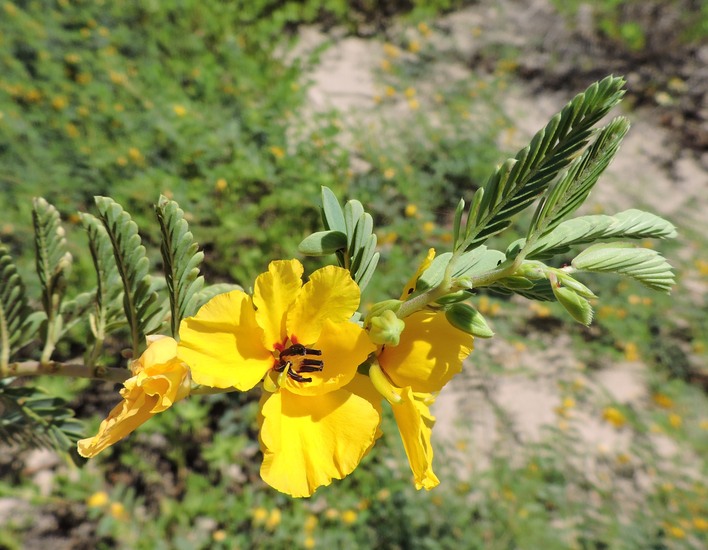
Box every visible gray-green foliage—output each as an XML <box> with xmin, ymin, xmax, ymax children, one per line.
<box><xmin>155</xmin><ymin>196</ymin><xmax>205</xmax><ymax>337</ymax></box>
<box><xmin>299</xmin><ymin>186</ymin><xmax>380</xmax><ymax>291</ymax></box>
<box><xmin>0</xmin><ymin>245</ymin><xmax>31</xmax><ymax>369</ymax></box>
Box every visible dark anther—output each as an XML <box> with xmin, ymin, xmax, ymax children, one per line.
<box><xmin>275</xmin><ymin>344</ymin><xmax>324</xmax><ymax>383</ymax></box>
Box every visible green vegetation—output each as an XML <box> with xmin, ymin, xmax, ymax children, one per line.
<box><xmin>1</xmin><ymin>1</ymin><xmax>706</xmax><ymax>549</ymax></box>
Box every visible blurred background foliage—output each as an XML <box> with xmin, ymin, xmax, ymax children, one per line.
<box><xmin>1</xmin><ymin>0</ymin><xmax>706</xmax><ymax>549</ymax></box>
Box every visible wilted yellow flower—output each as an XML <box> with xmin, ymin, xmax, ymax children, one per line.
<box><xmin>77</xmin><ymin>337</ymin><xmax>190</xmax><ymax>457</ymax></box>
<box><xmin>87</xmin><ymin>491</ymin><xmax>109</xmax><ymax>508</ymax></box>
<box><xmin>377</xmin><ymin>488</ymin><xmax>390</xmax><ymax>501</ymax></box>
<box><xmin>341</xmin><ymin>510</ymin><xmax>358</xmax><ymax>524</ymax></box>
<box><xmin>603</xmin><ymin>406</ymin><xmax>626</xmax><ymax>428</ymax></box>
<box><xmin>116</xmin><ymin>156</ymin><xmax>128</xmax><ymax>167</ymax></box>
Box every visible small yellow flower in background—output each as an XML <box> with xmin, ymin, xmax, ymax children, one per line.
<box><xmin>384</xmin><ymin>85</ymin><xmax>396</xmax><ymax>97</ymax></box>
<box><xmin>114</xmin><ymin>103</ymin><xmax>125</xmax><ymax>113</ymax></box>
<box><xmin>627</xmin><ymin>294</ymin><xmax>641</xmax><ymax>305</ymax></box>
<box><xmin>693</xmin><ymin>517</ymin><xmax>708</xmax><ymax>531</ymax></box>
<box><xmin>98</xmin><ymin>26</ymin><xmax>110</xmax><ymax>37</ymax></box>
<box><xmin>304</xmin><ymin>536</ymin><xmax>316</xmax><ymax>549</ymax></box>
<box><xmin>666</xmin><ymin>525</ymin><xmax>685</xmax><ymax>539</ymax></box>
<box><xmin>251</xmin><ymin>507</ymin><xmax>268</xmax><ymax>525</ymax></box>
<box><xmin>87</xmin><ymin>491</ymin><xmax>109</xmax><ymax>508</ymax></box>
<box><xmin>109</xmin><ymin>71</ymin><xmax>127</xmax><ymax>85</ymax></box>
<box><xmin>624</xmin><ymin>342</ymin><xmax>640</xmax><ymax>361</ymax></box>
<box><xmin>265</xmin><ymin>509</ymin><xmax>281</xmax><ymax>530</ymax></box>
<box><xmin>555</xmin><ymin>397</ymin><xmax>575</xmax><ymax>418</ymax></box>
<box><xmin>376</xmin><ymin>488</ymin><xmax>390</xmax><ymax>501</ymax></box>
<box><xmin>269</xmin><ymin>145</ymin><xmax>285</xmax><ymax>160</ymax></box>
<box><xmin>341</xmin><ymin>510</ymin><xmax>358</xmax><ymax>525</ymax></box>
<box><xmin>383</xmin><ymin>167</ymin><xmax>396</xmax><ymax>180</ymax></box>
<box><xmin>668</xmin><ymin>413</ymin><xmax>682</xmax><ymax>428</ymax></box>
<box><xmin>212</xmin><ymin>530</ymin><xmax>227</xmax><ymax>542</ymax></box>
<box><xmin>116</xmin><ymin>156</ymin><xmax>128</xmax><ymax>167</ymax></box>
<box><xmin>76</xmin><ymin>73</ymin><xmax>92</xmax><ymax>85</ymax></box>
<box><xmin>80</xmin><ymin>27</ymin><xmax>91</xmax><ymax>38</ymax></box>
<box><xmin>383</xmin><ymin>43</ymin><xmax>400</xmax><ymax>58</ymax></box>
<box><xmin>615</xmin><ymin>452</ymin><xmax>631</xmax><ymax>465</ymax></box>
<box><xmin>408</xmin><ymin>40</ymin><xmax>421</xmax><ymax>53</ymax></box>
<box><xmin>407</xmin><ymin>98</ymin><xmax>420</xmax><ymax>111</ymax></box>
<box><xmin>652</xmin><ymin>392</ymin><xmax>674</xmax><ymax>409</ymax></box>
<box><xmin>423</xmin><ymin>221</ymin><xmax>435</xmax><ymax>234</ymax></box>
<box><xmin>615</xmin><ymin>308</ymin><xmax>627</xmax><ymax>319</ymax></box>
<box><xmin>404</xmin><ymin>204</ymin><xmax>418</xmax><ymax>217</ymax></box>
<box><xmin>700</xmin><ymin>419</ymin><xmax>708</xmax><ymax>430</ymax></box>
<box><xmin>418</xmin><ymin>22</ymin><xmax>432</xmax><ymax>37</ymax></box>
<box><xmin>603</xmin><ymin>406</ymin><xmax>626</xmax><ymax>428</ymax></box>
<box><xmin>304</xmin><ymin>514</ymin><xmax>318</xmax><ymax>532</ymax></box>
<box><xmin>172</xmin><ymin>104</ymin><xmax>187</xmax><ymax>117</ymax></box>
<box><xmin>77</xmin><ymin>336</ymin><xmax>190</xmax><ymax>458</ymax></box>
<box><xmin>380</xmin><ymin>59</ymin><xmax>392</xmax><ymax>72</ymax></box>
<box><xmin>4</xmin><ymin>2</ymin><xmax>17</xmax><ymax>16</ymax></box>
<box><xmin>357</xmin><ymin>498</ymin><xmax>369</xmax><ymax>511</ymax></box>
<box><xmin>65</xmin><ymin>123</ymin><xmax>80</xmax><ymax>138</ymax></box>
<box><xmin>178</xmin><ymin>260</ymin><xmax>378</xmax><ymax>498</ymax></box>
<box><xmin>696</xmin><ymin>259</ymin><xmax>708</xmax><ymax>276</ymax></box>
<box><xmin>530</xmin><ymin>302</ymin><xmax>551</xmax><ymax>318</ymax></box>
<box><xmin>128</xmin><ymin>147</ymin><xmax>143</xmax><ymax>164</ymax></box>
<box><xmin>215</xmin><ymin>178</ymin><xmax>228</xmax><ymax>192</ymax></box>
<box><xmin>110</xmin><ymin>502</ymin><xmax>127</xmax><ymax>520</ymax></box>
<box><xmin>404</xmin><ymin>87</ymin><xmax>416</xmax><ymax>99</ymax></box>
<box><xmin>324</xmin><ymin>509</ymin><xmax>340</xmax><ymax>520</ymax></box>
<box><xmin>52</xmin><ymin>96</ymin><xmax>68</xmax><ymax>110</ymax></box>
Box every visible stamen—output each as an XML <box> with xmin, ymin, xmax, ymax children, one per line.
<box><xmin>274</xmin><ymin>343</ymin><xmax>324</xmax><ymax>384</ymax></box>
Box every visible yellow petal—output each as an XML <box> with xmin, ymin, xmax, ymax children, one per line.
<box><xmin>400</xmin><ymin>248</ymin><xmax>435</xmax><ymax>300</ymax></box>
<box><xmin>379</xmin><ymin>311</ymin><xmax>472</xmax><ymax>393</ymax></box>
<box><xmin>178</xmin><ymin>290</ymin><xmax>273</xmax><ymax>389</ymax></box>
<box><xmin>282</xmin><ymin>319</ymin><xmax>375</xmax><ymax>397</ymax></box>
<box><xmin>259</xmin><ymin>387</ymin><xmax>380</xmax><ymax>498</ymax></box>
<box><xmin>78</xmin><ymin>340</ymin><xmax>190</xmax><ymax>457</ymax></box>
<box><xmin>78</xmin><ymin>386</ymin><xmax>158</xmax><ymax>458</ymax></box>
<box><xmin>391</xmin><ymin>387</ymin><xmax>440</xmax><ymax>490</ymax></box>
<box><xmin>346</xmin><ymin>373</ymin><xmax>384</xmax><ymax>443</ymax></box>
<box><xmin>286</xmin><ymin>265</ymin><xmax>360</xmax><ymax>345</ymax></box>
<box><xmin>253</xmin><ymin>259</ymin><xmax>304</xmax><ymax>350</ymax></box>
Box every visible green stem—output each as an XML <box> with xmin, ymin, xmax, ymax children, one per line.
<box><xmin>4</xmin><ymin>360</ymin><xmax>131</xmax><ymax>383</ymax></box>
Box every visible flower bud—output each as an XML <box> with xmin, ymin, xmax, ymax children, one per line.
<box><xmin>445</xmin><ymin>303</ymin><xmax>494</xmax><ymax>338</ymax></box>
<box><xmin>368</xmin><ymin>310</ymin><xmax>405</xmax><ymax>346</ymax></box>
<box><xmin>552</xmin><ymin>285</ymin><xmax>594</xmax><ymax>325</ymax></box>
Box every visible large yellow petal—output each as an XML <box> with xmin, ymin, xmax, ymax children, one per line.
<box><xmin>178</xmin><ymin>290</ymin><xmax>273</xmax><ymax>389</ymax></box>
<box><xmin>253</xmin><ymin>259</ymin><xmax>304</xmax><ymax>350</ymax></box>
<box><xmin>282</xmin><ymin>319</ymin><xmax>375</xmax><ymax>397</ymax></box>
<box><xmin>258</xmin><ymin>387</ymin><xmax>380</xmax><ymax>498</ymax></box>
<box><xmin>286</xmin><ymin>265</ymin><xmax>360</xmax><ymax>345</ymax></box>
<box><xmin>391</xmin><ymin>387</ymin><xmax>440</xmax><ymax>490</ymax></box>
<box><xmin>379</xmin><ymin>311</ymin><xmax>473</xmax><ymax>393</ymax></box>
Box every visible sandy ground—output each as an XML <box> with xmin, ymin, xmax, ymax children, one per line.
<box><xmin>295</xmin><ymin>0</ymin><xmax>707</xmax><ymax>475</ymax></box>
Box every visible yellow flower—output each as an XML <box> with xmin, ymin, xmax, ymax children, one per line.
<box><xmin>602</xmin><ymin>406</ymin><xmax>626</xmax><ymax>428</ymax></box>
<box><xmin>86</xmin><ymin>491</ymin><xmax>109</xmax><ymax>508</ymax></box>
<box><xmin>110</xmin><ymin>502</ymin><xmax>127</xmax><ymax>520</ymax></box>
<box><xmin>251</xmin><ymin>507</ymin><xmax>268</xmax><ymax>525</ymax></box>
<box><xmin>693</xmin><ymin>517</ymin><xmax>708</xmax><ymax>531</ymax></box>
<box><xmin>404</xmin><ymin>204</ymin><xmax>418</xmax><ymax>217</ymax></box>
<box><xmin>652</xmin><ymin>392</ymin><xmax>674</xmax><ymax>409</ymax></box>
<box><xmin>173</xmin><ymin>104</ymin><xmax>187</xmax><ymax>117</ymax></box>
<box><xmin>341</xmin><ymin>510</ymin><xmax>358</xmax><ymax>524</ymax></box>
<box><xmin>366</xmin><ymin>250</ymin><xmax>473</xmax><ymax>489</ymax></box>
<box><xmin>304</xmin><ymin>514</ymin><xmax>318</xmax><ymax>532</ymax></box>
<box><xmin>77</xmin><ymin>336</ymin><xmax>190</xmax><ymax>458</ymax></box>
<box><xmin>265</xmin><ymin>508</ymin><xmax>281</xmax><ymax>530</ymax></box>
<box><xmin>178</xmin><ymin>260</ymin><xmax>378</xmax><ymax>497</ymax></box>
<box><xmin>668</xmin><ymin>413</ymin><xmax>682</xmax><ymax>428</ymax></box>
<box><xmin>304</xmin><ymin>536</ymin><xmax>316</xmax><ymax>549</ymax></box>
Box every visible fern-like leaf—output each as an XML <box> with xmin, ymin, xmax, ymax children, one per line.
<box><xmin>94</xmin><ymin>196</ymin><xmax>163</xmax><ymax>356</ymax></box>
<box><xmin>0</xmin><ymin>378</ymin><xmax>84</xmax><ymax>458</ymax></box>
<box><xmin>527</xmin><ymin>117</ymin><xmax>630</xmax><ymax>240</ymax></box>
<box><xmin>155</xmin><ymin>195</ymin><xmax>205</xmax><ymax>336</ymax></box>
<box><xmin>524</xmin><ymin>210</ymin><xmax>677</xmax><ymax>259</ymax></box>
<box><xmin>458</xmin><ymin>76</ymin><xmax>626</xmax><ymax>251</ymax></box>
<box><xmin>572</xmin><ymin>243</ymin><xmax>675</xmax><ymax>293</ymax></box>
<box><xmin>0</xmin><ymin>245</ymin><xmax>31</xmax><ymax>370</ymax></box>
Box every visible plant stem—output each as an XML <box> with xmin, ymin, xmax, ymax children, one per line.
<box><xmin>4</xmin><ymin>360</ymin><xmax>131</xmax><ymax>383</ymax></box>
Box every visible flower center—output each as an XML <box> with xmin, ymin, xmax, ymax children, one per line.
<box><xmin>274</xmin><ymin>343</ymin><xmax>323</xmax><ymax>383</ymax></box>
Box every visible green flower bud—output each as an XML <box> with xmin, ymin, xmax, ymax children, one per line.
<box><xmin>554</xmin><ymin>272</ymin><xmax>597</xmax><ymax>299</ymax></box>
<box><xmin>445</xmin><ymin>303</ymin><xmax>494</xmax><ymax>338</ymax></box>
<box><xmin>368</xmin><ymin>310</ymin><xmax>405</xmax><ymax>346</ymax></box>
<box><xmin>552</xmin><ymin>285</ymin><xmax>594</xmax><ymax>325</ymax></box>
<box><xmin>435</xmin><ymin>289</ymin><xmax>472</xmax><ymax>305</ymax></box>
<box><xmin>365</xmin><ymin>299</ymin><xmax>402</xmax><ymax>324</ymax></box>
